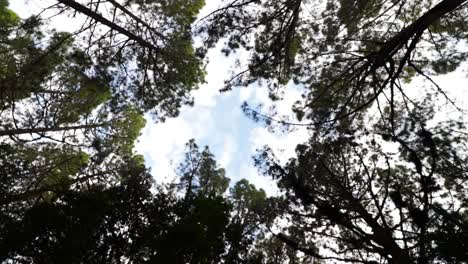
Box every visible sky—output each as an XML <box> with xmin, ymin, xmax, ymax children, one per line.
<box><xmin>9</xmin><ymin>0</ymin><xmax>309</xmax><ymax>196</ymax></box>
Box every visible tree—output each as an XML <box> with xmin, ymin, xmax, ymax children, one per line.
<box><xmin>0</xmin><ymin>138</ymin><xmax>262</xmax><ymax>263</ymax></box>
<box><xmin>0</xmin><ymin>154</ymin><xmax>157</xmax><ymax>263</ymax></box>
<box><xmin>176</xmin><ymin>139</ymin><xmax>230</xmax><ymax>201</ymax></box>
<box><xmin>253</xmin><ymin>100</ymin><xmax>468</xmax><ymax>263</ymax></box>
<box><xmin>144</xmin><ymin>139</ymin><xmax>232</xmax><ymax>263</ymax></box>
<box><xmin>4</xmin><ymin>0</ymin><xmax>468</xmax><ymax>263</ymax></box>
<box><xmin>0</xmin><ymin>3</ymin><xmax>212</xmax><ymax>262</ymax></box>
<box><xmin>41</xmin><ymin>0</ymin><xmax>207</xmax><ymax>119</ymax></box>
<box><xmin>0</xmin><ymin>0</ymin><xmax>207</xmax><ymax>182</ymax></box>
<box><xmin>0</xmin><ymin>8</ymin><xmax>151</xmax><ymax>261</ymax></box>
<box><xmin>0</xmin><ymin>139</ymin><xmax>229</xmax><ymax>263</ymax></box>
<box><xmin>224</xmin><ymin>179</ymin><xmax>271</xmax><ymax>263</ymax></box>
<box><xmin>0</xmin><ymin>2</ymin><xmax>148</xmax><ymax>217</ymax></box>
<box><xmin>197</xmin><ymin>0</ymin><xmax>468</xmax><ymax>131</ymax></box>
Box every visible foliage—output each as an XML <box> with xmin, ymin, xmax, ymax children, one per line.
<box><xmin>176</xmin><ymin>139</ymin><xmax>230</xmax><ymax>199</ymax></box>
<box><xmin>0</xmin><ymin>136</ymin><xmax>277</xmax><ymax>263</ymax></box>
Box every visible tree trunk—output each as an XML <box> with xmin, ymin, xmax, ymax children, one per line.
<box><xmin>0</xmin><ymin>123</ymin><xmax>107</xmax><ymax>137</ymax></box>
<box><xmin>375</xmin><ymin>0</ymin><xmax>467</xmax><ymax>64</ymax></box>
<box><xmin>57</xmin><ymin>0</ymin><xmax>160</xmax><ymax>51</ymax></box>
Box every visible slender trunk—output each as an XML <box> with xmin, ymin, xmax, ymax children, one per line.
<box><xmin>37</xmin><ymin>90</ymin><xmax>73</xmax><ymax>95</ymax></box>
<box><xmin>418</xmin><ymin>177</ymin><xmax>431</xmax><ymax>264</ymax></box>
<box><xmin>375</xmin><ymin>0</ymin><xmax>467</xmax><ymax>64</ymax></box>
<box><xmin>0</xmin><ymin>123</ymin><xmax>107</xmax><ymax>137</ymax></box>
<box><xmin>185</xmin><ymin>172</ymin><xmax>195</xmax><ymax>203</ymax></box>
<box><xmin>57</xmin><ymin>0</ymin><xmax>159</xmax><ymax>51</ymax></box>
<box><xmin>106</xmin><ymin>0</ymin><xmax>166</xmax><ymax>40</ymax></box>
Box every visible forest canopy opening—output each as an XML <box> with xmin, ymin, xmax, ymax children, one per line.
<box><xmin>1</xmin><ymin>0</ymin><xmax>468</xmax><ymax>263</ymax></box>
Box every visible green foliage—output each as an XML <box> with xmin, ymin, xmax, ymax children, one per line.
<box><xmin>110</xmin><ymin>106</ymin><xmax>146</xmax><ymax>154</ymax></box>
<box><xmin>0</xmin><ymin>168</ymin><xmax>156</xmax><ymax>263</ymax></box>
<box><xmin>0</xmin><ymin>138</ymin><xmax>278</xmax><ymax>263</ymax></box>
<box><xmin>39</xmin><ymin>148</ymin><xmax>90</xmax><ymax>189</ymax></box>
<box><xmin>0</xmin><ymin>0</ymin><xmax>19</xmax><ymax>29</ymax></box>
<box><xmin>87</xmin><ymin>106</ymin><xmax>146</xmax><ymax>163</ymax></box>
<box><xmin>177</xmin><ymin>139</ymin><xmax>230</xmax><ymax>199</ymax></box>
<box><xmin>230</xmin><ymin>179</ymin><xmax>267</xmax><ymax>212</ymax></box>
<box><xmin>197</xmin><ymin>0</ymin><xmax>468</xmax><ymax>127</ymax></box>
<box><xmin>337</xmin><ymin>0</ymin><xmax>382</xmax><ymax>34</ymax></box>
<box><xmin>134</xmin><ymin>32</ymin><xmax>206</xmax><ymax>118</ymax></box>
<box><xmin>161</xmin><ymin>0</ymin><xmax>205</xmax><ymax>24</ymax></box>
<box><xmin>55</xmin><ymin>77</ymin><xmax>112</xmax><ymax>124</ymax></box>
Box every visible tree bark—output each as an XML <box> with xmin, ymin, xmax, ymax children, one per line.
<box><xmin>105</xmin><ymin>0</ymin><xmax>166</xmax><ymax>40</ymax></box>
<box><xmin>0</xmin><ymin>123</ymin><xmax>107</xmax><ymax>137</ymax></box>
<box><xmin>375</xmin><ymin>0</ymin><xmax>467</xmax><ymax>65</ymax></box>
<box><xmin>57</xmin><ymin>0</ymin><xmax>160</xmax><ymax>51</ymax></box>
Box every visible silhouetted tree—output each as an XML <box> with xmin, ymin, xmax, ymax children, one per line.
<box><xmin>198</xmin><ymin>0</ymin><xmax>468</xmax><ymax>133</ymax></box>
<box><xmin>254</xmin><ymin>101</ymin><xmax>468</xmax><ymax>263</ymax></box>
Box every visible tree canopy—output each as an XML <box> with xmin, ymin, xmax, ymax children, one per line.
<box><xmin>2</xmin><ymin>0</ymin><xmax>468</xmax><ymax>263</ymax></box>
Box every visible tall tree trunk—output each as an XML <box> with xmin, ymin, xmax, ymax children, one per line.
<box><xmin>57</xmin><ymin>0</ymin><xmax>160</xmax><ymax>51</ymax></box>
<box><xmin>375</xmin><ymin>0</ymin><xmax>467</xmax><ymax>65</ymax></box>
<box><xmin>37</xmin><ymin>90</ymin><xmax>73</xmax><ymax>95</ymax></box>
<box><xmin>106</xmin><ymin>0</ymin><xmax>166</xmax><ymax>40</ymax></box>
<box><xmin>0</xmin><ymin>123</ymin><xmax>107</xmax><ymax>137</ymax></box>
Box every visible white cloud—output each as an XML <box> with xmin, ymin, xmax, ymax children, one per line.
<box><xmin>136</xmin><ymin>115</ymin><xmax>193</xmax><ymax>183</ymax></box>
<box><xmin>238</xmin><ymin>87</ymin><xmax>255</xmax><ymax>102</ymax></box>
<box><xmin>218</xmin><ymin>134</ymin><xmax>236</xmax><ymax>169</ymax></box>
<box><xmin>249</xmin><ymin>126</ymin><xmax>308</xmax><ymax>163</ymax></box>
